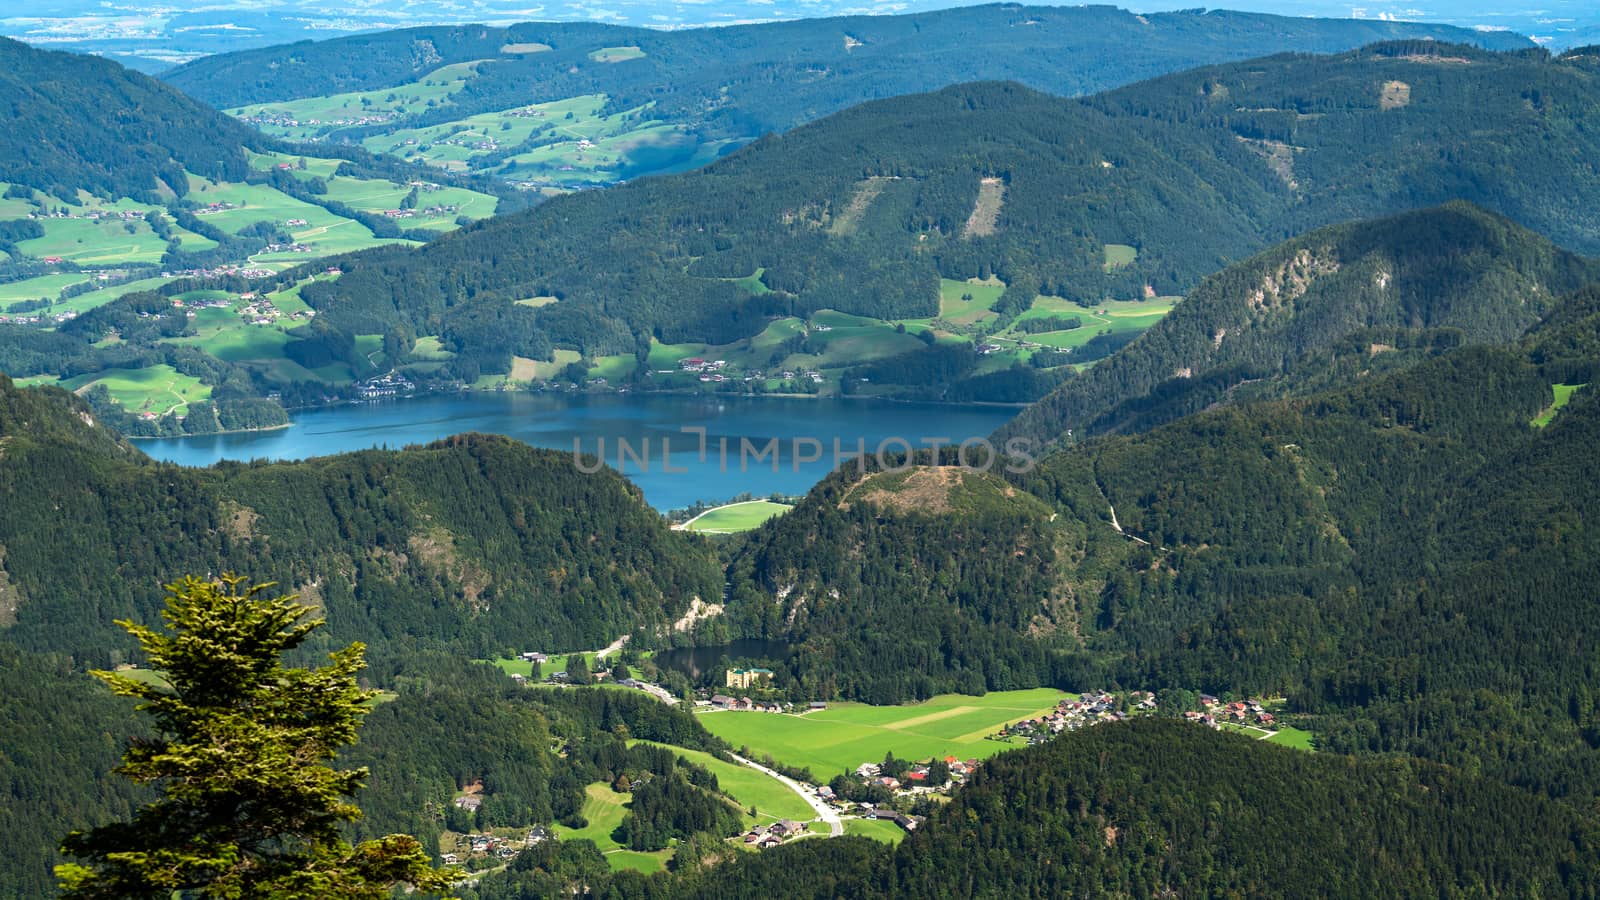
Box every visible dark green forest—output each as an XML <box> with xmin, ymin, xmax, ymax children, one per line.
<box><xmin>460</xmin><ymin>721</ymin><xmax>1600</xmax><ymax>898</ymax></box>
<box><xmin>997</xmin><ymin>201</ymin><xmax>1600</xmax><ymax>446</ymax></box>
<box><xmin>286</xmin><ymin>43</ymin><xmax>1600</xmax><ymax>378</ymax></box>
<box><xmin>0</xmin><ymin>375</ymin><xmax>720</xmax><ymax>667</ymax></box>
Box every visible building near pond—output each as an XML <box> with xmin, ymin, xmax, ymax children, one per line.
<box><xmin>726</xmin><ymin>667</ymin><xmax>774</xmax><ymax>689</ymax></box>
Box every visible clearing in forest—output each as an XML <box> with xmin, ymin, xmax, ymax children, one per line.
<box><xmin>828</xmin><ymin>176</ymin><xmax>892</xmax><ymax>236</ymax></box>
<box><xmin>962</xmin><ymin>176</ymin><xmax>1006</xmax><ymax>238</ymax></box>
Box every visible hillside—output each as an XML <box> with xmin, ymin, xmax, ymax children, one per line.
<box><xmin>467</xmin><ymin>720</ymin><xmax>1599</xmax><ymax>898</ymax></box>
<box><xmin>163</xmin><ymin>7</ymin><xmax>1527</xmax><ymax>189</ymax></box>
<box><xmin>716</xmin><ymin>464</ymin><xmax>1069</xmax><ymax>703</ymax></box>
<box><xmin>0</xmin><ymin>375</ymin><xmax>720</xmax><ymax>665</ymax></box>
<box><xmin>715</xmin><ymin>272</ymin><xmax>1600</xmax><ymax>800</ymax></box>
<box><xmin>279</xmin><ymin>43</ymin><xmax>1600</xmax><ymax>402</ymax></box>
<box><xmin>0</xmin><ymin>37</ymin><xmax>520</xmax><ymax>423</ymax></box>
<box><xmin>996</xmin><ymin>202</ymin><xmax>1600</xmax><ymax>445</ymax></box>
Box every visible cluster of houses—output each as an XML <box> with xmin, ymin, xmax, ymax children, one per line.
<box><xmin>741</xmin><ymin>819</ymin><xmax>806</xmax><ymax>849</ymax></box>
<box><xmin>163</xmin><ymin>263</ymin><xmax>274</xmax><ymax>280</ymax></box>
<box><xmin>263</xmin><ymin>241</ymin><xmax>313</xmax><ymax>254</ymax></box>
<box><xmin>236</xmin><ymin>294</ymin><xmax>305</xmax><ymax>326</ymax></box>
<box><xmin>28</xmin><ymin>208</ymin><xmax>146</xmax><ymax>222</ymax></box>
<box><xmin>356</xmin><ymin>373</ymin><xmax>415</xmax><ymax>399</ymax></box>
<box><xmin>851</xmin><ymin>757</ymin><xmax>974</xmax><ymax>795</ymax></box>
<box><xmin>438</xmin><ymin>826</ymin><xmax>551</xmax><ymax>866</ymax></box>
<box><xmin>1184</xmin><ymin>695</ymin><xmax>1275</xmax><ymax>728</ymax></box>
<box><xmin>0</xmin><ymin>309</ymin><xmax>76</xmax><ymax>325</ymax></box>
<box><xmin>999</xmin><ymin>691</ymin><xmax>1155</xmax><ymax>744</ymax></box>
<box><xmin>190</xmin><ymin>201</ymin><xmax>242</xmax><ymax>216</ymax></box>
<box><xmin>240</xmin><ymin>110</ymin><xmax>396</xmax><ymax>131</ymax></box>
<box><xmin>997</xmin><ymin>691</ymin><xmax>1283</xmax><ymax>744</ymax></box>
<box><xmin>679</xmin><ymin>357</ymin><xmax>727</xmax><ymax>374</ymax></box>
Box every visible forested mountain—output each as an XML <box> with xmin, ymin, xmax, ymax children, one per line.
<box><xmin>0</xmin><ymin>38</ymin><xmax>265</xmax><ymax>201</ymax></box>
<box><xmin>166</xmin><ymin>6</ymin><xmax>1526</xmax><ymax>117</ymax></box>
<box><xmin>286</xmin><ymin>42</ymin><xmax>1600</xmax><ymax>377</ymax></box>
<box><xmin>0</xmin><ymin>375</ymin><xmax>720</xmax><ymax>667</ymax></box>
<box><xmin>997</xmin><ymin>202</ymin><xmax>1600</xmax><ymax>445</ymax></box>
<box><xmin>718</xmin><ymin>271</ymin><xmax>1600</xmax><ymax>801</ymax></box>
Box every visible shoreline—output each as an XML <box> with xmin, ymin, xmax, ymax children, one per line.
<box><xmin>126</xmin><ymin>421</ymin><xmax>292</xmax><ymax>440</ymax></box>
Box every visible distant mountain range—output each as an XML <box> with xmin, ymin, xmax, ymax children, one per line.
<box><xmin>162</xmin><ymin>6</ymin><xmax>1531</xmax><ymax>188</ymax></box>
<box><xmin>284</xmin><ymin>42</ymin><xmax>1600</xmax><ymax>392</ymax></box>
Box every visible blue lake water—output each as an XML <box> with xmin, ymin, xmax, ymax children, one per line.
<box><xmin>133</xmin><ymin>392</ymin><xmax>1021</xmax><ymax>510</ymax></box>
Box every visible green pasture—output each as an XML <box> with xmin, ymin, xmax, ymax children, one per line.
<box><xmin>636</xmin><ymin>742</ymin><xmax>812</xmax><ymax>825</ymax></box>
<box><xmin>696</xmin><ymin>688</ymin><xmax>1067</xmax><ymax>777</ymax></box>
<box><xmin>0</xmin><ymin>273</ymin><xmax>93</xmax><ymax>305</ymax></box>
<box><xmin>58</xmin><ymin>364</ymin><xmax>210</xmax><ymax>415</ymax></box>
<box><xmin>552</xmin><ymin>783</ymin><xmax>631</xmax><ymax>852</ymax></box>
<box><xmin>1103</xmin><ymin>243</ymin><xmax>1138</xmax><ymax>271</ymax></box>
<box><xmin>586</xmin><ymin>354</ymin><xmax>637</xmax><ymax>381</ymax></box>
<box><xmin>843</xmin><ymin>818</ymin><xmax>906</xmax><ymax>845</ymax></box>
<box><xmin>937</xmin><ymin>277</ymin><xmax>1006</xmax><ymax>325</ymax></box>
<box><xmin>15</xmin><ymin>215</ymin><xmax>169</xmax><ymax>265</ymax></box>
<box><xmin>0</xmin><ymin>185</ymin><xmax>37</xmax><ymax>217</ymax></box>
<box><xmin>1533</xmin><ymin>383</ymin><xmax>1586</xmax><ymax>427</ymax></box>
<box><xmin>228</xmin><ymin>61</ymin><xmax>481</xmax><ymax>142</ymax></box>
<box><xmin>683</xmin><ymin>501</ymin><xmax>792</xmax><ymax>534</ymax></box>
<box><xmin>1265</xmin><ymin>726</ymin><xmax>1316</xmax><ymax>751</ymax></box>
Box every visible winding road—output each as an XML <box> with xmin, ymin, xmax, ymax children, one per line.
<box><xmin>729</xmin><ymin>751</ymin><xmax>843</xmax><ymax>837</ymax></box>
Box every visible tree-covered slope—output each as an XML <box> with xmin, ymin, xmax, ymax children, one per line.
<box><xmin>469</xmin><ymin>720</ymin><xmax>1600</xmax><ymax>898</ymax></box>
<box><xmin>0</xmin><ymin>375</ymin><xmax>720</xmax><ymax>666</ymax></box>
<box><xmin>166</xmin><ymin>6</ymin><xmax>1527</xmax><ymax>123</ymax></box>
<box><xmin>291</xmin><ymin>43</ymin><xmax>1600</xmax><ymax>370</ymax></box>
<box><xmin>718</xmin><ymin>276</ymin><xmax>1600</xmax><ymax>799</ymax></box>
<box><xmin>718</xmin><ymin>465</ymin><xmax>1071</xmax><ymax>703</ymax></box>
<box><xmin>881</xmin><ymin>720</ymin><xmax>1599</xmax><ymax>898</ymax></box>
<box><xmin>998</xmin><ymin>202</ymin><xmax>1600</xmax><ymax>445</ymax></box>
<box><xmin>0</xmin><ymin>37</ymin><xmax>266</xmax><ymax>202</ymax></box>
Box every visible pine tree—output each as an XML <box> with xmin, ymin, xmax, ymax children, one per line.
<box><xmin>56</xmin><ymin>575</ymin><xmax>456</xmax><ymax>899</ymax></box>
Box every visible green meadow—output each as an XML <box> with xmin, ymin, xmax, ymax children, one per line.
<box><xmin>57</xmin><ymin>364</ymin><xmax>211</xmax><ymax>416</ymax></box>
<box><xmin>636</xmin><ymin>742</ymin><xmax>813</xmax><ymax>825</ymax></box>
<box><xmin>696</xmin><ymin>688</ymin><xmax>1066</xmax><ymax>776</ymax></box>
<box><xmin>843</xmin><ymin>818</ymin><xmax>906</xmax><ymax>844</ymax></box>
<box><xmin>0</xmin><ymin>273</ymin><xmax>93</xmax><ymax>305</ymax></box>
<box><xmin>589</xmin><ymin>46</ymin><xmax>647</xmax><ymax>63</ymax></box>
<box><xmin>1103</xmin><ymin>243</ymin><xmax>1138</xmax><ymax>271</ymax></box>
<box><xmin>228</xmin><ymin>61</ymin><xmax>482</xmax><ymax>143</ymax></box>
<box><xmin>1533</xmin><ymin>383</ymin><xmax>1586</xmax><ymax>427</ymax></box>
<box><xmin>682</xmin><ymin>501</ymin><xmax>792</xmax><ymax>534</ymax></box>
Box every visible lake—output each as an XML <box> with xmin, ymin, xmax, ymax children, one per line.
<box><xmin>652</xmin><ymin>639</ymin><xmax>795</xmax><ymax>682</ymax></box>
<box><xmin>133</xmin><ymin>392</ymin><xmax>1020</xmax><ymax>510</ymax></box>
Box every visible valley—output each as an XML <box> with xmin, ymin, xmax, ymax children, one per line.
<box><xmin>5</xmin><ymin>7</ymin><xmax>1600</xmax><ymax>898</ymax></box>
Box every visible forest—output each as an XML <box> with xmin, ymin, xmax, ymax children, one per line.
<box><xmin>997</xmin><ymin>201</ymin><xmax>1600</xmax><ymax>446</ymax></box>
<box><xmin>0</xmin><ymin>375</ymin><xmax>722</xmax><ymax>668</ymax></box>
<box><xmin>459</xmin><ymin>721</ymin><xmax>1599</xmax><ymax>898</ymax></box>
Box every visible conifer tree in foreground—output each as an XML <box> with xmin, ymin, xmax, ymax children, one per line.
<box><xmin>56</xmin><ymin>575</ymin><xmax>455</xmax><ymax>899</ymax></box>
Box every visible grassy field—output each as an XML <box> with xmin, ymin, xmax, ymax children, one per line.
<box><xmin>16</xmin><ymin>215</ymin><xmax>171</xmax><ymax>265</ymax></box>
<box><xmin>937</xmin><ymin>277</ymin><xmax>1006</xmax><ymax>325</ymax></box>
<box><xmin>552</xmin><ymin>783</ymin><xmax>631</xmax><ymax>851</ymax></box>
<box><xmin>636</xmin><ymin>742</ymin><xmax>813</xmax><ymax>825</ymax></box>
<box><xmin>1533</xmin><ymin>383</ymin><xmax>1586</xmax><ymax>427</ymax></box>
<box><xmin>1265</xmin><ymin>726</ymin><xmax>1316</xmax><ymax>750</ymax></box>
<box><xmin>0</xmin><ymin>273</ymin><xmax>93</xmax><ymax>305</ymax></box>
<box><xmin>696</xmin><ymin>688</ymin><xmax>1067</xmax><ymax>777</ymax></box>
<box><xmin>228</xmin><ymin>61</ymin><xmax>482</xmax><ymax>143</ymax></box>
<box><xmin>682</xmin><ymin>501</ymin><xmax>792</xmax><ymax>534</ymax></box>
<box><xmin>57</xmin><ymin>364</ymin><xmax>211</xmax><ymax>415</ymax></box>
<box><xmin>1103</xmin><ymin>243</ymin><xmax>1138</xmax><ymax>271</ymax></box>
<box><xmin>843</xmin><ymin>818</ymin><xmax>906</xmax><ymax>845</ymax></box>
<box><xmin>589</xmin><ymin>46</ymin><xmax>647</xmax><ymax>62</ymax></box>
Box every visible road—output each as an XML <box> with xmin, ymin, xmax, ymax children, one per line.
<box><xmin>729</xmin><ymin>752</ymin><xmax>843</xmax><ymax>837</ymax></box>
